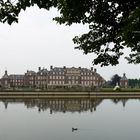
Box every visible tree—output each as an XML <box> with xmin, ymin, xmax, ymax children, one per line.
<box><xmin>128</xmin><ymin>78</ymin><xmax>140</xmax><ymax>88</ymax></box>
<box><xmin>0</xmin><ymin>0</ymin><xmax>140</xmax><ymax>66</ymax></box>
<box><xmin>110</xmin><ymin>74</ymin><xmax>121</xmax><ymax>87</ymax></box>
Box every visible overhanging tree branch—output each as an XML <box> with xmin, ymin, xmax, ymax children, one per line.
<box><xmin>0</xmin><ymin>0</ymin><xmax>140</xmax><ymax>66</ymax></box>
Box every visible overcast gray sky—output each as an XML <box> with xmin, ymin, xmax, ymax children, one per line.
<box><xmin>0</xmin><ymin>6</ymin><xmax>140</xmax><ymax>80</ymax></box>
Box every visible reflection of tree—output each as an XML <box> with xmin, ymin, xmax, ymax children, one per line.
<box><xmin>111</xmin><ymin>99</ymin><xmax>128</xmax><ymax>107</ymax></box>
<box><xmin>1</xmin><ymin>98</ymin><xmax>103</xmax><ymax>113</ymax></box>
<box><xmin>4</xmin><ymin>101</ymin><xmax>8</xmax><ymax>109</ymax></box>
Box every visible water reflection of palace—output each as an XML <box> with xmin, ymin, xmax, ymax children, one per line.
<box><xmin>1</xmin><ymin>98</ymin><xmax>132</xmax><ymax>113</ymax></box>
<box><xmin>1</xmin><ymin>98</ymin><xmax>103</xmax><ymax>113</ymax></box>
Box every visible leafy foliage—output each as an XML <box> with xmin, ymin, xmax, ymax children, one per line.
<box><xmin>0</xmin><ymin>0</ymin><xmax>140</xmax><ymax>66</ymax></box>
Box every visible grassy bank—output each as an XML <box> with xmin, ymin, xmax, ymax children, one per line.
<box><xmin>100</xmin><ymin>88</ymin><xmax>140</xmax><ymax>92</ymax></box>
<box><xmin>0</xmin><ymin>87</ymin><xmax>140</xmax><ymax>92</ymax></box>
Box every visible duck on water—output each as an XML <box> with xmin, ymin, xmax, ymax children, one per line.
<box><xmin>72</xmin><ymin>128</ymin><xmax>78</xmax><ymax>132</ymax></box>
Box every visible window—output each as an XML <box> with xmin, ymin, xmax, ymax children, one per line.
<box><xmin>72</xmin><ymin>80</ymin><xmax>75</xmax><ymax>84</ymax></box>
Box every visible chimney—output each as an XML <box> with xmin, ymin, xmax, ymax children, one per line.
<box><xmin>63</xmin><ymin>66</ymin><xmax>66</xmax><ymax>69</ymax></box>
<box><xmin>50</xmin><ymin>65</ymin><xmax>53</xmax><ymax>70</ymax></box>
<box><xmin>38</xmin><ymin>67</ymin><xmax>41</xmax><ymax>71</ymax></box>
<box><xmin>123</xmin><ymin>73</ymin><xmax>126</xmax><ymax>77</ymax></box>
<box><xmin>91</xmin><ymin>67</ymin><xmax>93</xmax><ymax>71</ymax></box>
<box><xmin>94</xmin><ymin>68</ymin><xmax>97</xmax><ymax>73</ymax></box>
<box><xmin>5</xmin><ymin>70</ymin><xmax>7</xmax><ymax>75</ymax></box>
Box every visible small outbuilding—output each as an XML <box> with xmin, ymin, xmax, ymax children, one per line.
<box><xmin>120</xmin><ymin>73</ymin><xmax>128</xmax><ymax>88</ymax></box>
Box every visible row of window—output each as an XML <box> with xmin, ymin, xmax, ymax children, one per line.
<box><xmin>12</xmin><ymin>83</ymin><xmax>23</xmax><ymax>86</ymax></box>
<box><xmin>36</xmin><ymin>76</ymin><xmax>65</xmax><ymax>80</ymax></box>
<box><xmin>7</xmin><ymin>76</ymin><xmax>99</xmax><ymax>84</ymax></box>
<box><xmin>50</xmin><ymin>72</ymin><xmax>65</xmax><ymax>75</ymax></box>
<box><xmin>49</xmin><ymin>76</ymin><xmax>65</xmax><ymax>79</ymax></box>
<box><xmin>28</xmin><ymin>72</ymin><xmax>94</xmax><ymax>77</ymax></box>
<box><xmin>49</xmin><ymin>72</ymin><xmax>93</xmax><ymax>75</ymax></box>
<box><xmin>32</xmin><ymin>81</ymin><xmax>98</xmax><ymax>85</ymax></box>
<box><xmin>81</xmin><ymin>76</ymin><xmax>96</xmax><ymax>80</ymax></box>
<box><xmin>36</xmin><ymin>77</ymin><xmax>47</xmax><ymax>80</ymax></box>
<box><xmin>3</xmin><ymin>80</ymin><xmax>100</xmax><ymax>86</ymax></box>
<box><xmin>10</xmin><ymin>80</ymin><xmax>23</xmax><ymax>82</ymax></box>
<box><xmin>36</xmin><ymin>81</ymin><xmax>47</xmax><ymax>85</ymax></box>
<box><xmin>49</xmin><ymin>81</ymin><xmax>65</xmax><ymax>85</ymax></box>
<box><xmin>68</xmin><ymin>76</ymin><xmax>79</xmax><ymax>80</ymax></box>
<box><xmin>81</xmin><ymin>72</ymin><xmax>93</xmax><ymax>75</ymax></box>
<box><xmin>33</xmin><ymin>76</ymin><xmax>98</xmax><ymax>80</ymax></box>
<box><xmin>35</xmin><ymin>81</ymin><xmax>68</xmax><ymax>85</ymax></box>
<box><xmin>29</xmin><ymin>81</ymin><xmax>34</xmax><ymax>85</ymax></box>
<box><xmin>81</xmin><ymin>81</ymin><xmax>96</xmax><ymax>85</ymax></box>
<box><xmin>68</xmin><ymin>81</ymin><xmax>79</xmax><ymax>84</ymax></box>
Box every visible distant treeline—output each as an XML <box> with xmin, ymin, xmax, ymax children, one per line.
<box><xmin>128</xmin><ymin>79</ymin><xmax>140</xmax><ymax>88</ymax></box>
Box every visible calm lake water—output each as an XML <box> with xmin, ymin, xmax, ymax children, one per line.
<box><xmin>0</xmin><ymin>98</ymin><xmax>140</xmax><ymax>140</ymax></box>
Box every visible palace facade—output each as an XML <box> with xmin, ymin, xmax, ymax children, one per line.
<box><xmin>0</xmin><ymin>66</ymin><xmax>105</xmax><ymax>89</ymax></box>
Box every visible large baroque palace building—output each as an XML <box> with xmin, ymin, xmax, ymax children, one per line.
<box><xmin>0</xmin><ymin>66</ymin><xmax>105</xmax><ymax>89</ymax></box>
